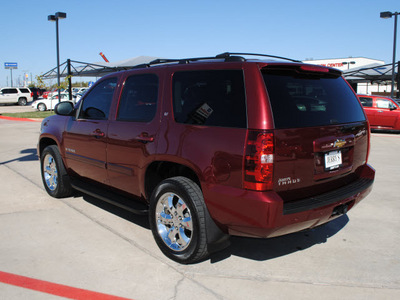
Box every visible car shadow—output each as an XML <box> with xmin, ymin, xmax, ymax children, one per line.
<box><xmin>74</xmin><ymin>191</ymin><xmax>348</xmax><ymax>264</ymax></box>
<box><xmin>210</xmin><ymin>215</ymin><xmax>349</xmax><ymax>263</ymax></box>
<box><xmin>371</xmin><ymin>129</ymin><xmax>400</xmax><ymax>134</ymax></box>
<box><xmin>0</xmin><ymin>148</ymin><xmax>38</xmax><ymax>165</ymax></box>
<box><xmin>79</xmin><ymin>193</ymin><xmax>150</xmax><ymax>230</ymax></box>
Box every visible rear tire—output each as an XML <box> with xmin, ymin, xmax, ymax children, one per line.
<box><xmin>149</xmin><ymin>176</ymin><xmax>209</xmax><ymax>264</ymax></box>
<box><xmin>41</xmin><ymin>145</ymin><xmax>73</xmax><ymax>198</ymax></box>
<box><xmin>18</xmin><ymin>97</ymin><xmax>27</xmax><ymax>106</ymax></box>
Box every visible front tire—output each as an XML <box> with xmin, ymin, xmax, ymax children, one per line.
<box><xmin>41</xmin><ymin>145</ymin><xmax>73</xmax><ymax>198</ymax></box>
<box><xmin>38</xmin><ymin>103</ymin><xmax>47</xmax><ymax>111</ymax></box>
<box><xmin>149</xmin><ymin>177</ymin><xmax>209</xmax><ymax>264</ymax></box>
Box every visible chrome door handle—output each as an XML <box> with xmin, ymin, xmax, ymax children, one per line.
<box><xmin>91</xmin><ymin>129</ymin><xmax>105</xmax><ymax>138</ymax></box>
<box><xmin>135</xmin><ymin>134</ymin><xmax>154</xmax><ymax>143</ymax></box>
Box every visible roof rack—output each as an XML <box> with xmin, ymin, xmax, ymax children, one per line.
<box><xmin>131</xmin><ymin>56</ymin><xmax>219</xmax><ymax>69</ymax></box>
<box><xmin>216</xmin><ymin>52</ymin><xmax>301</xmax><ymax>63</ymax></box>
<box><xmin>131</xmin><ymin>52</ymin><xmax>300</xmax><ymax>69</ymax></box>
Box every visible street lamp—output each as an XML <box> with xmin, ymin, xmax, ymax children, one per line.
<box><xmin>380</xmin><ymin>11</ymin><xmax>399</xmax><ymax>98</ymax></box>
<box><xmin>342</xmin><ymin>61</ymin><xmax>356</xmax><ymax>70</ymax></box>
<box><xmin>48</xmin><ymin>12</ymin><xmax>67</xmax><ymax>102</ymax></box>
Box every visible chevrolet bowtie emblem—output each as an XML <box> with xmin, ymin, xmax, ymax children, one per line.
<box><xmin>334</xmin><ymin>139</ymin><xmax>346</xmax><ymax>148</ymax></box>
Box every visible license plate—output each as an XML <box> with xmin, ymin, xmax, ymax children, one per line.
<box><xmin>325</xmin><ymin>150</ymin><xmax>342</xmax><ymax>170</ymax></box>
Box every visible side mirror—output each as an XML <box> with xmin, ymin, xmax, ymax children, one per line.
<box><xmin>390</xmin><ymin>106</ymin><xmax>397</xmax><ymax>111</ymax></box>
<box><xmin>55</xmin><ymin>101</ymin><xmax>75</xmax><ymax>116</ymax></box>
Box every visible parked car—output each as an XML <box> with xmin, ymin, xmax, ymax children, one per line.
<box><xmin>32</xmin><ymin>94</ymin><xmax>73</xmax><ymax>111</ymax></box>
<box><xmin>74</xmin><ymin>90</ymin><xmax>88</xmax><ymax>102</ymax></box>
<box><xmin>29</xmin><ymin>87</ymin><xmax>38</xmax><ymax>100</ymax></box>
<box><xmin>0</xmin><ymin>87</ymin><xmax>33</xmax><ymax>105</ymax></box>
<box><xmin>38</xmin><ymin>53</ymin><xmax>375</xmax><ymax>264</ymax></box>
<box><xmin>42</xmin><ymin>91</ymin><xmax>51</xmax><ymax>99</ymax></box>
<box><xmin>72</xmin><ymin>87</ymin><xmax>89</xmax><ymax>96</ymax></box>
<box><xmin>358</xmin><ymin>94</ymin><xmax>400</xmax><ymax>132</ymax></box>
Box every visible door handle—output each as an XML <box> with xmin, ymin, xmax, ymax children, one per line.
<box><xmin>135</xmin><ymin>133</ymin><xmax>154</xmax><ymax>143</ymax></box>
<box><xmin>91</xmin><ymin>129</ymin><xmax>105</xmax><ymax>138</ymax></box>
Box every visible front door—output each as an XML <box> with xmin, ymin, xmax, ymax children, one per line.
<box><xmin>374</xmin><ymin>98</ymin><xmax>397</xmax><ymax>128</ymax></box>
<box><xmin>63</xmin><ymin>77</ymin><xmax>118</xmax><ymax>184</ymax></box>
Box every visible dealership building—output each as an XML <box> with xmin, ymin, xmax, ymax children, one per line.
<box><xmin>303</xmin><ymin>57</ymin><xmax>397</xmax><ymax>96</ymax></box>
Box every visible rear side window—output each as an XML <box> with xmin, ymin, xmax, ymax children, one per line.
<box><xmin>79</xmin><ymin>77</ymin><xmax>117</xmax><ymax>120</ymax></box>
<box><xmin>359</xmin><ymin>97</ymin><xmax>373</xmax><ymax>107</ymax></box>
<box><xmin>262</xmin><ymin>68</ymin><xmax>366</xmax><ymax>129</ymax></box>
<box><xmin>173</xmin><ymin>70</ymin><xmax>247</xmax><ymax>128</ymax></box>
<box><xmin>19</xmin><ymin>88</ymin><xmax>30</xmax><ymax>93</ymax></box>
<box><xmin>117</xmin><ymin>74</ymin><xmax>158</xmax><ymax>122</ymax></box>
<box><xmin>3</xmin><ymin>88</ymin><xmax>18</xmax><ymax>94</ymax></box>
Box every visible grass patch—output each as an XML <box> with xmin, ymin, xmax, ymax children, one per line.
<box><xmin>1</xmin><ymin>111</ymin><xmax>55</xmax><ymax>119</ymax></box>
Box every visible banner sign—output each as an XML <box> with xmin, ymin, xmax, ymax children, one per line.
<box><xmin>4</xmin><ymin>62</ymin><xmax>18</xmax><ymax>69</ymax></box>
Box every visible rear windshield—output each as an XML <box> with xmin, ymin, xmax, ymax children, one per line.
<box><xmin>262</xmin><ymin>67</ymin><xmax>366</xmax><ymax>129</ymax></box>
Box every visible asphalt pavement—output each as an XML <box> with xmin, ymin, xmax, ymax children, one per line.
<box><xmin>0</xmin><ymin>116</ymin><xmax>399</xmax><ymax>300</ymax></box>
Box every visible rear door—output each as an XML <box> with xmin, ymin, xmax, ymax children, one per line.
<box><xmin>358</xmin><ymin>96</ymin><xmax>376</xmax><ymax>125</ymax></box>
<box><xmin>262</xmin><ymin>65</ymin><xmax>369</xmax><ymax>201</ymax></box>
<box><xmin>0</xmin><ymin>88</ymin><xmax>18</xmax><ymax>103</ymax></box>
<box><xmin>107</xmin><ymin>72</ymin><xmax>161</xmax><ymax>197</ymax></box>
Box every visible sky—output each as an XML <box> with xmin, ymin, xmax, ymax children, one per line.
<box><xmin>0</xmin><ymin>0</ymin><xmax>399</xmax><ymax>87</ymax></box>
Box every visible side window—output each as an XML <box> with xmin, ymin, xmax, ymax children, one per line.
<box><xmin>79</xmin><ymin>77</ymin><xmax>117</xmax><ymax>120</ymax></box>
<box><xmin>117</xmin><ymin>74</ymin><xmax>158</xmax><ymax>122</ymax></box>
<box><xmin>19</xmin><ymin>88</ymin><xmax>30</xmax><ymax>93</ymax></box>
<box><xmin>359</xmin><ymin>97</ymin><xmax>373</xmax><ymax>107</ymax></box>
<box><xmin>4</xmin><ymin>88</ymin><xmax>18</xmax><ymax>94</ymax></box>
<box><xmin>173</xmin><ymin>70</ymin><xmax>247</xmax><ymax>128</ymax></box>
<box><xmin>376</xmin><ymin>99</ymin><xmax>392</xmax><ymax>109</ymax></box>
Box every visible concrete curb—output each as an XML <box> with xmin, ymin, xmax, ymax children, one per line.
<box><xmin>0</xmin><ymin>116</ymin><xmax>42</xmax><ymax>122</ymax></box>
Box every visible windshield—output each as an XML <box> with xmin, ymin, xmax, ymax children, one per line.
<box><xmin>262</xmin><ymin>68</ymin><xmax>366</xmax><ymax>129</ymax></box>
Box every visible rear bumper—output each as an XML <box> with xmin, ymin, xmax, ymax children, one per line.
<box><xmin>204</xmin><ymin>163</ymin><xmax>375</xmax><ymax>238</ymax></box>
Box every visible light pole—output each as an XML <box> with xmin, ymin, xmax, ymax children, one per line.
<box><xmin>342</xmin><ymin>61</ymin><xmax>356</xmax><ymax>70</ymax></box>
<box><xmin>48</xmin><ymin>12</ymin><xmax>67</xmax><ymax>102</ymax></box>
<box><xmin>380</xmin><ymin>11</ymin><xmax>399</xmax><ymax>98</ymax></box>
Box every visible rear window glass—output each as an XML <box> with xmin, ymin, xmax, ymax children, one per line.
<box><xmin>359</xmin><ymin>97</ymin><xmax>373</xmax><ymax>107</ymax></box>
<box><xmin>117</xmin><ymin>74</ymin><xmax>158</xmax><ymax>122</ymax></box>
<box><xmin>173</xmin><ymin>70</ymin><xmax>247</xmax><ymax>128</ymax></box>
<box><xmin>262</xmin><ymin>68</ymin><xmax>366</xmax><ymax>129</ymax></box>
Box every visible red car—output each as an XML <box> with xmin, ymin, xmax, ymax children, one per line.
<box><xmin>358</xmin><ymin>94</ymin><xmax>400</xmax><ymax>132</ymax></box>
<box><xmin>42</xmin><ymin>91</ymin><xmax>51</xmax><ymax>99</ymax></box>
<box><xmin>38</xmin><ymin>53</ymin><xmax>375</xmax><ymax>263</ymax></box>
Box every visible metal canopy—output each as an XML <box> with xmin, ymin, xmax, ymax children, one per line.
<box><xmin>343</xmin><ymin>62</ymin><xmax>399</xmax><ymax>83</ymax></box>
<box><xmin>42</xmin><ymin>55</ymin><xmax>398</xmax><ymax>89</ymax></box>
<box><xmin>41</xmin><ymin>56</ymin><xmax>159</xmax><ymax>79</ymax></box>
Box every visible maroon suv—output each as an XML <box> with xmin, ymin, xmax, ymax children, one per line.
<box><xmin>38</xmin><ymin>53</ymin><xmax>375</xmax><ymax>263</ymax></box>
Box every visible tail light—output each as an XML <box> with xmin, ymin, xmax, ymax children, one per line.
<box><xmin>31</xmin><ymin>92</ymin><xmax>33</xmax><ymax>97</ymax></box>
<box><xmin>244</xmin><ymin>130</ymin><xmax>274</xmax><ymax>191</ymax></box>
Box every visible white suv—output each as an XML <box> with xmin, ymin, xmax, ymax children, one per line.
<box><xmin>0</xmin><ymin>87</ymin><xmax>33</xmax><ymax>106</ymax></box>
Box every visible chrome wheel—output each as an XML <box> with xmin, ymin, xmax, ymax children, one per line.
<box><xmin>43</xmin><ymin>153</ymin><xmax>58</xmax><ymax>191</ymax></box>
<box><xmin>155</xmin><ymin>192</ymin><xmax>193</xmax><ymax>252</ymax></box>
<box><xmin>38</xmin><ymin>103</ymin><xmax>46</xmax><ymax>111</ymax></box>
